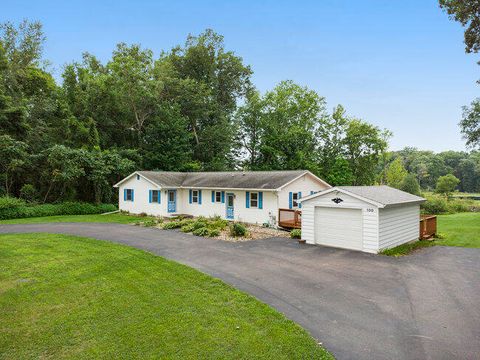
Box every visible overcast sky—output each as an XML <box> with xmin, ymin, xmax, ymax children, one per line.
<box><xmin>2</xmin><ymin>0</ymin><xmax>479</xmax><ymax>152</ymax></box>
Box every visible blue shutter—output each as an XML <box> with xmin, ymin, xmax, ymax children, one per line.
<box><xmin>246</xmin><ymin>191</ymin><xmax>250</xmax><ymax>208</ymax></box>
<box><xmin>289</xmin><ymin>192</ymin><xmax>293</xmax><ymax>209</ymax></box>
<box><xmin>131</xmin><ymin>189</ymin><xmax>134</xmax><ymax>202</ymax></box>
<box><xmin>189</xmin><ymin>189</ymin><xmax>192</xmax><ymax>204</ymax></box>
<box><xmin>199</xmin><ymin>190</ymin><xmax>202</xmax><ymax>204</ymax></box>
<box><xmin>124</xmin><ymin>189</ymin><xmax>126</xmax><ymax>201</ymax></box>
<box><xmin>149</xmin><ymin>190</ymin><xmax>152</xmax><ymax>203</ymax></box>
<box><xmin>298</xmin><ymin>192</ymin><xmax>302</xmax><ymax>208</ymax></box>
<box><xmin>212</xmin><ymin>190</ymin><xmax>215</xmax><ymax>203</ymax></box>
<box><xmin>221</xmin><ymin>191</ymin><xmax>225</xmax><ymax>203</ymax></box>
<box><xmin>158</xmin><ymin>190</ymin><xmax>161</xmax><ymax>204</ymax></box>
<box><xmin>259</xmin><ymin>192</ymin><xmax>263</xmax><ymax>209</ymax></box>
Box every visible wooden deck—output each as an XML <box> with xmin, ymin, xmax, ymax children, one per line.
<box><xmin>278</xmin><ymin>208</ymin><xmax>302</xmax><ymax>229</ymax></box>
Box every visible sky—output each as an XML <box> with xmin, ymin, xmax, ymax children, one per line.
<box><xmin>2</xmin><ymin>0</ymin><xmax>479</xmax><ymax>152</ymax></box>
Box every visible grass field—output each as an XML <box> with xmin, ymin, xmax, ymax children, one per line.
<box><xmin>0</xmin><ymin>213</ymin><xmax>152</xmax><ymax>224</ymax></box>
<box><xmin>382</xmin><ymin>212</ymin><xmax>480</xmax><ymax>256</ymax></box>
<box><xmin>0</xmin><ymin>233</ymin><xmax>331</xmax><ymax>359</ymax></box>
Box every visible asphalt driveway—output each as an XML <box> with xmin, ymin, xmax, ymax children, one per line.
<box><xmin>1</xmin><ymin>223</ymin><xmax>479</xmax><ymax>360</ymax></box>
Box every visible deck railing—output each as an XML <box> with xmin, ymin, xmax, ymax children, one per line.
<box><xmin>420</xmin><ymin>215</ymin><xmax>437</xmax><ymax>239</ymax></box>
<box><xmin>278</xmin><ymin>208</ymin><xmax>302</xmax><ymax>229</ymax></box>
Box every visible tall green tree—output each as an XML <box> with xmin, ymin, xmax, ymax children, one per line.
<box><xmin>459</xmin><ymin>98</ymin><xmax>480</xmax><ymax>148</ymax></box>
<box><xmin>435</xmin><ymin>173</ymin><xmax>460</xmax><ymax>197</ymax></box>
<box><xmin>386</xmin><ymin>157</ymin><xmax>408</xmax><ymax>189</ymax></box>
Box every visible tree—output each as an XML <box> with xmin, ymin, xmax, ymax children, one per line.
<box><xmin>344</xmin><ymin>120</ymin><xmax>390</xmax><ymax>185</ymax></box>
<box><xmin>460</xmin><ymin>98</ymin><xmax>480</xmax><ymax>148</ymax></box>
<box><xmin>386</xmin><ymin>157</ymin><xmax>408</xmax><ymax>189</ymax></box>
<box><xmin>435</xmin><ymin>174</ymin><xmax>460</xmax><ymax>197</ymax></box>
<box><xmin>325</xmin><ymin>157</ymin><xmax>354</xmax><ymax>186</ymax></box>
<box><xmin>439</xmin><ymin>1</ymin><xmax>480</xmax><ymax>57</ymax></box>
<box><xmin>0</xmin><ymin>135</ymin><xmax>28</xmax><ymax>195</ymax></box>
<box><xmin>400</xmin><ymin>173</ymin><xmax>421</xmax><ymax>196</ymax></box>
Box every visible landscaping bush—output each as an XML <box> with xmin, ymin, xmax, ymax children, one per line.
<box><xmin>208</xmin><ymin>229</ymin><xmax>220</xmax><ymax>237</ymax></box>
<box><xmin>290</xmin><ymin>229</ymin><xmax>301</xmax><ymax>239</ymax></box>
<box><xmin>421</xmin><ymin>194</ymin><xmax>476</xmax><ymax>214</ymax></box>
<box><xmin>0</xmin><ymin>197</ymin><xmax>117</xmax><ymax>220</ymax></box>
<box><xmin>192</xmin><ymin>227</ymin><xmax>209</xmax><ymax>237</ymax></box>
<box><xmin>142</xmin><ymin>219</ymin><xmax>158</xmax><ymax>227</ymax></box>
<box><xmin>192</xmin><ymin>220</ymin><xmax>207</xmax><ymax>231</ymax></box>
<box><xmin>421</xmin><ymin>196</ymin><xmax>448</xmax><ymax>214</ymax></box>
<box><xmin>180</xmin><ymin>223</ymin><xmax>196</xmax><ymax>233</ymax></box>
<box><xmin>162</xmin><ymin>221</ymin><xmax>182</xmax><ymax>229</ymax></box>
<box><xmin>230</xmin><ymin>223</ymin><xmax>247</xmax><ymax>237</ymax></box>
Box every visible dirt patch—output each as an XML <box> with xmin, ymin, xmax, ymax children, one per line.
<box><xmin>212</xmin><ymin>223</ymin><xmax>290</xmax><ymax>242</ymax></box>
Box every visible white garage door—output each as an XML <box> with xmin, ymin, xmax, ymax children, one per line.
<box><xmin>314</xmin><ymin>207</ymin><xmax>363</xmax><ymax>250</ymax></box>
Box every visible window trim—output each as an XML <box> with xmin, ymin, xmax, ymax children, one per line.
<box><xmin>215</xmin><ymin>191</ymin><xmax>222</xmax><ymax>203</ymax></box>
<box><xmin>125</xmin><ymin>189</ymin><xmax>133</xmax><ymax>201</ymax></box>
<box><xmin>192</xmin><ymin>190</ymin><xmax>199</xmax><ymax>203</ymax></box>
<box><xmin>249</xmin><ymin>191</ymin><xmax>259</xmax><ymax>208</ymax></box>
<box><xmin>292</xmin><ymin>192</ymin><xmax>299</xmax><ymax>208</ymax></box>
<box><xmin>152</xmin><ymin>190</ymin><xmax>160</xmax><ymax>203</ymax></box>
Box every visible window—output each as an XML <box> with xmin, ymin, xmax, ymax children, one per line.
<box><xmin>168</xmin><ymin>191</ymin><xmax>175</xmax><ymax>202</ymax></box>
<box><xmin>292</xmin><ymin>192</ymin><xmax>299</xmax><ymax>208</ymax></box>
<box><xmin>192</xmin><ymin>190</ymin><xmax>199</xmax><ymax>203</ymax></box>
<box><xmin>215</xmin><ymin>191</ymin><xmax>222</xmax><ymax>203</ymax></box>
<box><xmin>152</xmin><ymin>190</ymin><xmax>160</xmax><ymax>203</ymax></box>
<box><xmin>125</xmin><ymin>189</ymin><xmax>133</xmax><ymax>201</ymax></box>
<box><xmin>136</xmin><ymin>174</ymin><xmax>140</xmax><ymax>180</ymax></box>
<box><xmin>250</xmin><ymin>192</ymin><xmax>258</xmax><ymax>208</ymax></box>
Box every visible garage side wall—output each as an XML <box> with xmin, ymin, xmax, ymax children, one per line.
<box><xmin>301</xmin><ymin>192</ymin><xmax>379</xmax><ymax>253</ymax></box>
<box><xmin>378</xmin><ymin>204</ymin><xmax>420</xmax><ymax>251</ymax></box>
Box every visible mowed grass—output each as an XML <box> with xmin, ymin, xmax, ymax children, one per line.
<box><xmin>436</xmin><ymin>212</ymin><xmax>480</xmax><ymax>248</ymax></box>
<box><xmin>0</xmin><ymin>213</ymin><xmax>152</xmax><ymax>224</ymax></box>
<box><xmin>0</xmin><ymin>233</ymin><xmax>331</xmax><ymax>359</ymax></box>
<box><xmin>382</xmin><ymin>212</ymin><xmax>480</xmax><ymax>256</ymax></box>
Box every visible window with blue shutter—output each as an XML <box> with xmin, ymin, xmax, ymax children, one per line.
<box><xmin>151</xmin><ymin>190</ymin><xmax>160</xmax><ymax>203</ymax></box>
<box><xmin>124</xmin><ymin>189</ymin><xmax>134</xmax><ymax>201</ymax></box>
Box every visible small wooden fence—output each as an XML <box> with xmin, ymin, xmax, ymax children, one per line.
<box><xmin>420</xmin><ymin>215</ymin><xmax>437</xmax><ymax>239</ymax></box>
<box><xmin>278</xmin><ymin>208</ymin><xmax>302</xmax><ymax>229</ymax></box>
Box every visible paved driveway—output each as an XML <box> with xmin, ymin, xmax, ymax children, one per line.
<box><xmin>1</xmin><ymin>223</ymin><xmax>479</xmax><ymax>360</ymax></box>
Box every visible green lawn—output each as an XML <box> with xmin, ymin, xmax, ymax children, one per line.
<box><xmin>0</xmin><ymin>233</ymin><xmax>331</xmax><ymax>359</ymax></box>
<box><xmin>382</xmin><ymin>212</ymin><xmax>480</xmax><ymax>256</ymax></box>
<box><xmin>0</xmin><ymin>213</ymin><xmax>152</xmax><ymax>224</ymax></box>
<box><xmin>436</xmin><ymin>212</ymin><xmax>480</xmax><ymax>248</ymax></box>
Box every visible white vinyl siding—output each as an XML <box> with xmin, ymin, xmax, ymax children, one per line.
<box><xmin>378</xmin><ymin>205</ymin><xmax>420</xmax><ymax>250</ymax></box>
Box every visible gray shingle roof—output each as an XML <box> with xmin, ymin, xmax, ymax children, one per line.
<box><xmin>137</xmin><ymin>170</ymin><xmax>313</xmax><ymax>190</ymax></box>
<box><xmin>337</xmin><ymin>185</ymin><xmax>425</xmax><ymax>206</ymax></box>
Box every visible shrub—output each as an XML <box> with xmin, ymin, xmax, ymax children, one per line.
<box><xmin>180</xmin><ymin>223</ymin><xmax>196</xmax><ymax>233</ymax></box>
<box><xmin>230</xmin><ymin>223</ymin><xmax>247</xmax><ymax>237</ymax></box>
<box><xmin>192</xmin><ymin>227</ymin><xmax>209</xmax><ymax>237</ymax></box>
<box><xmin>142</xmin><ymin>220</ymin><xmax>157</xmax><ymax>227</ymax></box>
<box><xmin>0</xmin><ymin>199</ymin><xmax>117</xmax><ymax>220</ymax></box>
<box><xmin>192</xmin><ymin>220</ymin><xmax>207</xmax><ymax>230</ymax></box>
<box><xmin>290</xmin><ymin>229</ymin><xmax>301</xmax><ymax>239</ymax></box>
<box><xmin>208</xmin><ymin>229</ymin><xmax>220</xmax><ymax>237</ymax></box>
<box><xmin>0</xmin><ymin>196</ymin><xmax>26</xmax><ymax>210</ymax></box>
<box><xmin>162</xmin><ymin>221</ymin><xmax>182</xmax><ymax>229</ymax></box>
<box><xmin>19</xmin><ymin>184</ymin><xmax>37</xmax><ymax>203</ymax></box>
<box><xmin>421</xmin><ymin>196</ymin><xmax>448</xmax><ymax>214</ymax></box>
<box><xmin>208</xmin><ymin>217</ymin><xmax>228</xmax><ymax>230</ymax></box>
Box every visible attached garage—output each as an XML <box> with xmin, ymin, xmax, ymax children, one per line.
<box><xmin>300</xmin><ymin>186</ymin><xmax>425</xmax><ymax>253</ymax></box>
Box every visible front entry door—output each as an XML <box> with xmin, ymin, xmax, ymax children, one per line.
<box><xmin>167</xmin><ymin>190</ymin><xmax>176</xmax><ymax>213</ymax></box>
<box><xmin>226</xmin><ymin>193</ymin><xmax>234</xmax><ymax>219</ymax></box>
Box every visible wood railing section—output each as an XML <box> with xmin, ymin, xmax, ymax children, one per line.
<box><xmin>278</xmin><ymin>208</ymin><xmax>302</xmax><ymax>229</ymax></box>
<box><xmin>420</xmin><ymin>215</ymin><xmax>437</xmax><ymax>239</ymax></box>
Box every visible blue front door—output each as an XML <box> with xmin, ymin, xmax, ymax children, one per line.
<box><xmin>226</xmin><ymin>193</ymin><xmax>234</xmax><ymax>219</ymax></box>
<box><xmin>167</xmin><ymin>190</ymin><xmax>176</xmax><ymax>213</ymax></box>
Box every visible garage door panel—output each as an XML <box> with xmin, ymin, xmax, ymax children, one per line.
<box><xmin>314</xmin><ymin>207</ymin><xmax>363</xmax><ymax>250</ymax></box>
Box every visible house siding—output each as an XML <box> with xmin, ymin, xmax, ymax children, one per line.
<box><xmin>378</xmin><ymin>204</ymin><xmax>420</xmax><ymax>251</ymax></box>
<box><xmin>279</xmin><ymin>173</ymin><xmax>330</xmax><ymax>209</ymax></box>
<box><xmin>118</xmin><ymin>176</ymin><xmax>167</xmax><ymax>216</ymax></box>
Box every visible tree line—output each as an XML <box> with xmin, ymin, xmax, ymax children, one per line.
<box><xmin>1</xmin><ymin>20</ymin><xmax>478</xmax><ymax>205</ymax></box>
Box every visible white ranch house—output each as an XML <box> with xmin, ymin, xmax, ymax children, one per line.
<box><xmin>114</xmin><ymin>171</ymin><xmax>425</xmax><ymax>253</ymax></box>
<box><xmin>114</xmin><ymin>170</ymin><xmax>330</xmax><ymax>226</ymax></box>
